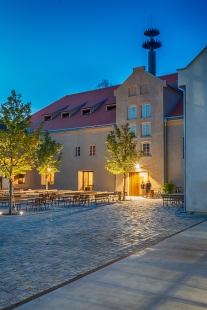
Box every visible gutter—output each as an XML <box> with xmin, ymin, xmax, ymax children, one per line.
<box><xmin>178</xmin><ymin>87</ymin><xmax>186</xmax><ymax>212</ymax></box>
<box><xmin>164</xmin><ymin>119</ymin><xmax>167</xmax><ymax>183</ymax></box>
<box><xmin>41</xmin><ymin>123</ymin><xmax>116</xmax><ymax>134</ymax></box>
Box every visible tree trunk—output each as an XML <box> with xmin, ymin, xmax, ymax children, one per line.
<box><xmin>122</xmin><ymin>173</ymin><xmax>126</xmax><ymax>201</ymax></box>
<box><xmin>9</xmin><ymin>178</ymin><xmax>13</xmax><ymax>215</ymax></box>
<box><xmin>45</xmin><ymin>174</ymin><xmax>48</xmax><ymax>191</ymax></box>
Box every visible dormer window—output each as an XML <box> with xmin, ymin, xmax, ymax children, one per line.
<box><xmin>82</xmin><ymin>108</ymin><xmax>91</xmax><ymax>115</ymax></box>
<box><xmin>43</xmin><ymin>114</ymin><xmax>52</xmax><ymax>121</ymax></box>
<box><xmin>106</xmin><ymin>104</ymin><xmax>116</xmax><ymax>111</ymax></box>
<box><xmin>61</xmin><ymin>111</ymin><xmax>70</xmax><ymax>118</ymax></box>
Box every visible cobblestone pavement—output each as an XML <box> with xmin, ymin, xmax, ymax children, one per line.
<box><xmin>0</xmin><ymin>199</ymin><xmax>207</xmax><ymax>309</ymax></box>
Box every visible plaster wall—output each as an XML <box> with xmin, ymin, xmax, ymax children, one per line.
<box><xmin>166</xmin><ymin>119</ymin><xmax>184</xmax><ymax>189</ymax></box>
<box><xmin>26</xmin><ymin>126</ymin><xmax>116</xmax><ymax>192</ymax></box>
<box><xmin>114</xmin><ymin>67</ymin><xmax>166</xmax><ymax>192</ymax></box>
<box><xmin>178</xmin><ymin>47</ymin><xmax>207</xmax><ymax>212</ymax></box>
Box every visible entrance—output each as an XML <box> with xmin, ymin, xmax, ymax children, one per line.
<box><xmin>129</xmin><ymin>172</ymin><xmax>149</xmax><ymax>196</ymax></box>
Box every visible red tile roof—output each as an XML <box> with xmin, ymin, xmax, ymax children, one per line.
<box><xmin>158</xmin><ymin>73</ymin><xmax>178</xmax><ymax>87</ymax></box>
<box><xmin>166</xmin><ymin>96</ymin><xmax>183</xmax><ymax>118</ymax></box>
<box><xmin>31</xmin><ymin>85</ymin><xmax>119</xmax><ymax>132</ymax></box>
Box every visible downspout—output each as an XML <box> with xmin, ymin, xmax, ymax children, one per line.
<box><xmin>179</xmin><ymin>87</ymin><xmax>186</xmax><ymax>212</ymax></box>
<box><xmin>164</xmin><ymin>118</ymin><xmax>167</xmax><ymax>183</ymax></box>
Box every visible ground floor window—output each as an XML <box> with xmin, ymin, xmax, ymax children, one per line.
<box><xmin>78</xmin><ymin>171</ymin><xmax>94</xmax><ymax>190</ymax></box>
<box><xmin>41</xmin><ymin>174</ymin><xmax>54</xmax><ymax>185</ymax></box>
<box><xmin>13</xmin><ymin>174</ymin><xmax>25</xmax><ymax>185</ymax></box>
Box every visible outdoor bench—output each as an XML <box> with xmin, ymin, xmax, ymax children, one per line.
<box><xmin>93</xmin><ymin>194</ymin><xmax>110</xmax><ymax>204</ymax></box>
<box><xmin>161</xmin><ymin>194</ymin><xmax>184</xmax><ymax>207</ymax></box>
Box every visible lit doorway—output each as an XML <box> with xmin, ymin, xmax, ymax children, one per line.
<box><xmin>129</xmin><ymin>172</ymin><xmax>149</xmax><ymax>196</ymax></box>
<box><xmin>82</xmin><ymin>171</ymin><xmax>94</xmax><ymax>191</ymax></box>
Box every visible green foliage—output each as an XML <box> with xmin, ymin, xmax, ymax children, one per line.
<box><xmin>36</xmin><ymin>131</ymin><xmax>63</xmax><ymax>185</ymax></box>
<box><xmin>0</xmin><ymin>90</ymin><xmax>42</xmax><ymax>214</ymax></box>
<box><xmin>162</xmin><ymin>180</ymin><xmax>175</xmax><ymax>194</ymax></box>
<box><xmin>105</xmin><ymin>124</ymin><xmax>143</xmax><ymax>200</ymax></box>
<box><xmin>105</xmin><ymin>124</ymin><xmax>142</xmax><ymax>175</ymax></box>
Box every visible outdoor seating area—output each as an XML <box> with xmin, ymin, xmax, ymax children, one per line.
<box><xmin>0</xmin><ymin>189</ymin><xmax>119</xmax><ymax>213</ymax></box>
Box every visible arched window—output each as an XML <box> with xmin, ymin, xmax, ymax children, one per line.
<box><xmin>140</xmin><ymin>83</ymin><xmax>149</xmax><ymax>95</ymax></box>
<box><xmin>128</xmin><ymin>85</ymin><xmax>137</xmax><ymax>97</ymax></box>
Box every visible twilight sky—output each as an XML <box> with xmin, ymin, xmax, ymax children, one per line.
<box><xmin>0</xmin><ymin>0</ymin><xmax>206</xmax><ymax>113</ymax></box>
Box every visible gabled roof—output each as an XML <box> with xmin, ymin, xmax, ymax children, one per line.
<box><xmin>31</xmin><ymin>85</ymin><xmax>119</xmax><ymax>132</ymax></box>
<box><xmin>158</xmin><ymin>73</ymin><xmax>178</xmax><ymax>87</ymax></box>
<box><xmin>165</xmin><ymin>96</ymin><xmax>183</xmax><ymax>118</ymax></box>
<box><xmin>177</xmin><ymin>46</ymin><xmax>207</xmax><ymax>71</ymax></box>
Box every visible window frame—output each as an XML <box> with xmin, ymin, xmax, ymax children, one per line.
<box><xmin>142</xmin><ymin>103</ymin><xmax>151</xmax><ymax>118</ymax></box>
<box><xmin>128</xmin><ymin>105</ymin><xmax>137</xmax><ymax>120</ymax></box>
<box><xmin>129</xmin><ymin>125</ymin><xmax>137</xmax><ymax>138</ymax></box>
<box><xmin>141</xmin><ymin>123</ymin><xmax>151</xmax><ymax>137</ymax></box>
<box><xmin>90</xmin><ymin>145</ymin><xmax>95</xmax><ymax>156</ymax></box>
<box><xmin>142</xmin><ymin>142</ymin><xmax>151</xmax><ymax>156</ymax></box>
<box><xmin>75</xmin><ymin>146</ymin><xmax>80</xmax><ymax>157</ymax></box>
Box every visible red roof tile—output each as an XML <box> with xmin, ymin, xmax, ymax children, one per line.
<box><xmin>158</xmin><ymin>73</ymin><xmax>178</xmax><ymax>87</ymax></box>
<box><xmin>31</xmin><ymin>85</ymin><xmax>120</xmax><ymax>131</ymax></box>
<box><xmin>167</xmin><ymin>96</ymin><xmax>183</xmax><ymax>118</ymax></box>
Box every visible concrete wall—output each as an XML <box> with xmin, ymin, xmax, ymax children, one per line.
<box><xmin>25</xmin><ymin>126</ymin><xmax>116</xmax><ymax>192</ymax></box>
<box><xmin>178</xmin><ymin>47</ymin><xmax>207</xmax><ymax>212</ymax></box>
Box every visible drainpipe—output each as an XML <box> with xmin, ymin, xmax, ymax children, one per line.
<box><xmin>179</xmin><ymin>87</ymin><xmax>186</xmax><ymax>213</ymax></box>
<box><xmin>164</xmin><ymin>119</ymin><xmax>167</xmax><ymax>183</ymax></box>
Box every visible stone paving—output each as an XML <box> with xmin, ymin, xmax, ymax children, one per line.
<box><xmin>0</xmin><ymin>198</ymin><xmax>207</xmax><ymax>309</ymax></box>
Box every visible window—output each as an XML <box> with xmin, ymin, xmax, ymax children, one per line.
<box><xmin>43</xmin><ymin>114</ymin><xmax>52</xmax><ymax>121</ymax></box>
<box><xmin>129</xmin><ymin>125</ymin><xmax>136</xmax><ymax>137</ymax></box>
<box><xmin>128</xmin><ymin>86</ymin><xmax>137</xmax><ymax>97</ymax></box>
<box><xmin>142</xmin><ymin>104</ymin><xmax>151</xmax><ymax>118</ymax></box>
<box><xmin>106</xmin><ymin>104</ymin><xmax>116</xmax><ymax>111</ymax></box>
<box><xmin>82</xmin><ymin>108</ymin><xmax>91</xmax><ymax>115</ymax></box>
<box><xmin>142</xmin><ymin>123</ymin><xmax>151</xmax><ymax>137</ymax></box>
<box><xmin>90</xmin><ymin>145</ymin><xmax>95</xmax><ymax>156</ymax></box>
<box><xmin>140</xmin><ymin>83</ymin><xmax>149</xmax><ymax>95</ymax></box>
<box><xmin>13</xmin><ymin>174</ymin><xmax>25</xmax><ymax>185</ymax></box>
<box><xmin>61</xmin><ymin>112</ymin><xmax>70</xmax><ymax>118</ymax></box>
<box><xmin>41</xmin><ymin>174</ymin><xmax>54</xmax><ymax>185</ymax></box>
<box><xmin>142</xmin><ymin>143</ymin><xmax>151</xmax><ymax>156</ymax></box>
<box><xmin>128</xmin><ymin>106</ymin><xmax>136</xmax><ymax>119</ymax></box>
<box><xmin>75</xmin><ymin>147</ymin><xmax>80</xmax><ymax>156</ymax></box>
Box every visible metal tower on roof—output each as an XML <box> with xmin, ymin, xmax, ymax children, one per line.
<box><xmin>142</xmin><ymin>28</ymin><xmax>162</xmax><ymax>76</ymax></box>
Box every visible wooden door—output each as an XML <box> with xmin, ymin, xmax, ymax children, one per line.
<box><xmin>129</xmin><ymin>172</ymin><xmax>140</xmax><ymax>196</ymax></box>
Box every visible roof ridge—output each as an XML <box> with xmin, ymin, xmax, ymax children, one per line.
<box><xmin>64</xmin><ymin>84</ymin><xmax>120</xmax><ymax>98</ymax></box>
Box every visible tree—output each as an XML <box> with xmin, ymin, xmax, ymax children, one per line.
<box><xmin>0</xmin><ymin>90</ymin><xmax>42</xmax><ymax>215</ymax></box>
<box><xmin>36</xmin><ymin>131</ymin><xmax>63</xmax><ymax>190</ymax></box>
<box><xmin>96</xmin><ymin>79</ymin><xmax>112</xmax><ymax>89</ymax></box>
<box><xmin>105</xmin><ymin>124</ymin><xmax>143</xmax><ymax>200</ymax></box>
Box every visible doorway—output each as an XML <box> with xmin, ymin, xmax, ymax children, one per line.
<box><xmin>129</xmin><ymin>172</ymin><xmax>149</xmax><ymax>196</ymax></box>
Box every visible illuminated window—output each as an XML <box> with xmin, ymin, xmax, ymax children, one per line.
<box><xmin>83</xmin><ymin>171</ymin><xmax>94</xmax><ymax>191</ymax></box>
<box><xmin>41</xmin><ymin>174</ymin><xmax>54</xmax><ymax>185</ymax></box>
<box><xmin>142</xmin><ymin>123</ymin><xmax>151</xmax><ymax>137</ymax></box>
<box><xmin>128</xmin><ymin>106</ymin><xmax>136</xmax><ymax>119</ymax></box>
<box><xmin>13</xmin><ymin>174</ymin><xmax>25</xmax><ymax>185</ymax></box>
<box><xmin>142</xmin><ymin>142</ymin><xmax>151</xmax><ymax>156</ymax></box>
<box><xmin>129</xmin><ymin>125</ymin><xmax>136</xmax><ymax>137</ymax></box>
<box><xmin>90</xmin><ymin>146</ymin><xmax>95</xmax><ymax>156</ymax></box>
<box><xmin>142</xmin><ymin>104</ymin><xmax>151</xmax><ymax>118</ymax></box>
<box><xmin>75</xmin><ymin>147</ymin><xmax>80</xmax><ymax>157</ymax></box>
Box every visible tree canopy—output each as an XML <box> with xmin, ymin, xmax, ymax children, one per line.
<box><xmin>96</xmin><ymin>79</ymin><xmax>112</xmax><ymax>89</ymax></box>
<box><xmin>36</xmin><ymin>131</ymin><xmax>63</xmax><ymax>190</ymax></box>
<box><xmin>105</xmin><ymin>124</ymin><xmax>143</xmax><ymax>200</ymax></box>
<box><xmin>0</xmin><ymin>90</ymin><xmax>42</xmax><ymax>214</ymax></box>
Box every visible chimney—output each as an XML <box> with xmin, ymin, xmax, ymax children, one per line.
<box><xmin>142</xmin><ymin>28</ymin><xmax>162</xmax><ymax>76</ymax></box>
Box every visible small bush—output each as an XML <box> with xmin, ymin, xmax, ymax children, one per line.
<box><xmin>162</xmin><ymin>180</ymin><xmax>175</xmax><ymax>194</ymax></box>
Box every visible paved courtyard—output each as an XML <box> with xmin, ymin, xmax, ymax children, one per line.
<box><xmin>0</xmin><ymin>199</ymin><xmax>207</xmax><ymax>309</ymax></box>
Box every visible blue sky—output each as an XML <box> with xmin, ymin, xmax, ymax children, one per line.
<box><xmin>0</xmin><ymin>0</ymin><xmax>206</xmax><ymax>113</ymax></box>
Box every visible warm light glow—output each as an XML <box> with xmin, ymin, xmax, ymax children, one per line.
<box><xmin>135</xmin><ymin>163</ymin><xmax>140</xmax><ymax>169</ymax></box>
<box><xmin>0</xmin><ymin>211</ymin><xmax>3</xmax><ymax>215</ymax></box>
<box><xmin>47</xmin><ymin>167</ymin><xmax>51</xmax><ymax>172</ymax></box>
<box><xmin>19</xmin><ymin>211</ymin><xmax>24</xmax><ymax>215</ymax></box>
